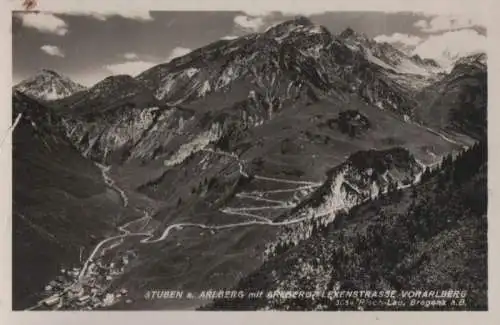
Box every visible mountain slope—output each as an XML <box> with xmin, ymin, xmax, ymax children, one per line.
<box><xmin>339</xmin><ymin>28</ymin><xmax>443</xmax><ymax>77</ymax></box>
<box><xmin>56</xmin><ymin>19</ymin><xmax>467</xmax><ymax>170</ymax></box>
<box><xmin>203</xmin><ymin>140</ymin><xmax>487</xmax><ymax>311</ymax></box>
<box><xmin>414</xmin><ymin>53</ymin><xmax>487</xmax><ymax>139</ymax></box>
<box><xmin>14</xmin><ymin>69</ymin><xmax>86</xmax><ymax>101</ymax></box>
<box><xmin>54</xmin><ymin>74</ymin><xmax>159</xmax><ymax>116</ymax></box>
<box><xmin>12</xmin><ymin>91</ymin><xmax>138</xmax><ymax>309</ymax></box>
<box><xmin>13</xmin><ymin>17</ymin><xmax>486</xmax><ymax>311</ymax></box>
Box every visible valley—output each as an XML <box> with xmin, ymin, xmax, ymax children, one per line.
<box><xmin>23</xmin><ymin>138</ymin><xmax>440</xmax><ymax>310</ymax></box>
<box><xmin>12</xmin><ymin>15</ymin><xmax>487</xmax><ymax>311</ymax></box>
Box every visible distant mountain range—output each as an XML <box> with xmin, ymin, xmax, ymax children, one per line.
<box><xmin>12</xmin><ymin>16</ymin><xmax>488</xmax><ymax>311</ymax></box>
<box><xmin>14</xmin><ymin>18</ymin><xmax>485</xmax><ymax>136</ymax></box>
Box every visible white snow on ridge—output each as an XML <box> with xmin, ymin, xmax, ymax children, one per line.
<box><xmin>15</xmin><ymin>71</ymin><xmax>86</xmax><ymax>101</ymax></box>
<box><xmin>364</xmin><ymin>49</ymin><xmax>396</xmax><ymax>71</ymax></box>
<box><xmin>17</xmin><ymin>85</ymin><xmax>74</xmax><ymax>101</ymax></box>
<box><xmin>396</xmin><ymin>58</ymin><xmax>431</xmax><ymax>76</ymax></box>
<box><xmin>272</xmin><ymin>24</ymin><xmax>324</xmax><ymax>43</ymax></box>
<box><xmin>365</xmin><ymin>48</ymin><xmax>437</xmax><ymax>77</ymax></box>
<box><xmin>306</xmin><ymin>25</ymin><xmax>324</xmax><ymax>34</ymax></box>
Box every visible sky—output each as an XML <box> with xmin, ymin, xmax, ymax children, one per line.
<box><xmin>12</xmin><ymin>10</ymin><xmax>487</xmax><ymax>86</ymax></box>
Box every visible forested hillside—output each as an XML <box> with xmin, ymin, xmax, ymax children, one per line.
<box><xmin>204</xmin><ymin>139</ymin><xmax>487</xmax><ymax>311</ymax></box>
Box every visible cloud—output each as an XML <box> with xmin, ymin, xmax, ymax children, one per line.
<box><xmin>413</xmin><ymin>14</ymin><xmax>484</xmax><ymax>33</ymax></box>
<box><xmin>374</xmin><ymin>33</ymin><xmax>423</xmax><ymax>47</ymax></box>
<box><xmin>103</xmin><ymin>11</ymin><xmax>153</xmax><ymax>21</ymax></box>
<box><xmin>166</xmin><ymin>47</ymin><xmax>192</xmax><ymax>62</ymax></box>
<box><xmin>239</xmin><ymin>10</ymin><xmax>274</xmax><ymax>17</ymax></box>
<box><xmin>67</xmin><ymin>11</ymin><xmax>153</xmax><ymax>21</ymax></box>
<box><xmin>17</xmin><ymin>12</ymin><xmax>68</xmax><ymax>36</ymax></box>
<box><xmin>413</xmin><ymin>29</ymin><xmax>486</xmax><ymax>67</ymax></box>
<box><xmin>104</xmin><ymin>61</ymin><xmax>157</xmax><ymax>76</ymax></box>
<box><xmin>414</xmin><ymin>19</ymin><xmax>429</xmax><ymax>29</ymax></box>
<box><xmin>123</xmin><ymin>52</ymin><xmax>139</xmax><ymax>60</ymax></box>
<box><xmin>234</xmin><ymin>15</ymin><xmax>265</xmax><ymax>32</ymax></box>
<box><xmin>240</xmin><ymin>9</ymin><xmax>325</xmax><ymax>17</ymax></box>
<box><xmin>26</xmin><ymin>1</ymin><xmax>487</xmax><ymax>17</ymax></box>
<box><xmin>73</xmin><ymin>70</ymin><xmax>115</xmax><ymax>87</ymax></box>
<box><xmin>40</xmin><ymin>45</ymin><xmax>65</xmax><ymax>57</ymax></box>
<box><xmin>104</xmin><ymin>47</ymin><xmax>192</xmax><ymax>77</ymax></box>
<box><xmin>221</xmin><ymin>35</ymin><xmax>239</xmax><ymax>40</ymax></box>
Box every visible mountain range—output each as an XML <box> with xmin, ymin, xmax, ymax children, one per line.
<box><xmin>12</xmin><ymin>16</ymin><xmax>487</xmax><ymax>311</ymax></box>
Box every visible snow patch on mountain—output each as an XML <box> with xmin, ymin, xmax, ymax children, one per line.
<box><xmin>364</xmin><ymin>49</ymin><xmax>395</xmax><ymax>71</ymax></box>
<box><xmin>14</xmin><ymin>69</ymin><xmax>86</xmax><ymax>101</ymax></box>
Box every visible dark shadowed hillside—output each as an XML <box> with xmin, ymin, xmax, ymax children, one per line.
<box><xmin>415</xmin><ymin>53</ymin><xmax>487</xmax><ymax>139</ymax></box>
<box><xmin>12</xmin><ymin>91</ymin><xmax>140</xmax><ymax>309</ymax></box>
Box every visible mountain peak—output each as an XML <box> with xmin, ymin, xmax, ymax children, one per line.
<box><xmin>100</xmin><ymin>74</ymin><xmax>135</xmax><ymax>83</ymax></box>
<box><xmin>39</xmin><ymin>69</ymin><xmax>61</xmax><ymax>77</ymax></box>
<box><xmin>263</xmin><ymin>16</ymin><xmax>328</xmax><ymax>42</ymax></box>
<box><xmin>290</xmin><ymin>15</ymin><xmax>314</xmax><ymax>26</ymax></box>
<box><xmin>339</xmin><ymin>27</ymin><xmax>356</xmax><ymax>38</ymax></box>
<box><xmin>89</xmin><ymin>74</ymin><xmax>141</xmax><ymax>94</ymax></box>
<box><xmin>82</xmin><ymin>74</ymin><xmax>154</xmax><ymax>105</ymax></box>
<box><xmin>452</xmin><ymin>52</ymin><xmax>487</xmax><ymax>71</ymax></box>
<box><xmin>338</xmin><ymin>27</ymin><xmax>371</xmax><ymax>44</ymax></box>
<box><xmin>266</xmin><ymin>15</ymin><xmax>314</xmax><ymax>30</ymax></box>
<box><xmin>14</xmin><ymin>69</ymin><xmax>85</xmax><ymax>101</ymax></box>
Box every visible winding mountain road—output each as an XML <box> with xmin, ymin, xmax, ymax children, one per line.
<box><xmin>76</xmin><ymin>149</ymin><xmax>324</xmax><ymax>280</ymax></box>
<box><xmin>411</xmin><ymin>121</ymin><xmax>468</xmax><ymax>148</ymax></box>
<box><xmin>27</xmin><ymin>145</ymin><xmax>437</xmax><ymax>310</ymax></box>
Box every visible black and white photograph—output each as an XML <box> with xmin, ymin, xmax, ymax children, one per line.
<box><xmin>10</xmin><ymin>4</ymin><xmax>488</xmax><ymax>312</ymax></box>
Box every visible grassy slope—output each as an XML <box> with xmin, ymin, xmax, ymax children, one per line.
<box><xmin>130</xmin><ymin>90</ymin><xmax>466</xmax><ymax>203</ymax></box>
<box><xmin>231</xmin><ymin>95</ymin><xmax>467</xmax><ymax>181</ymax></box>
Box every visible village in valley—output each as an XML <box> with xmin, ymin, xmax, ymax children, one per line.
<box><xmin>39</xmin><ymin>251</ymin><xmax>136</xmax><ymax>310</ymax></box>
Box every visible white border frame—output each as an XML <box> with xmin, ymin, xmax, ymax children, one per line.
<box><xmin>1</xmin><ymin>1</ymin><xmax>498</xmax><ymax>324</ymax></box>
